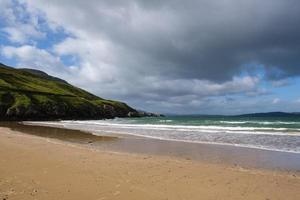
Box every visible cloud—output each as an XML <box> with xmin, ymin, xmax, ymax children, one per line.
<box><xmin>138</xmin><ymin>76</ymin><xmax>260</xmax><ymax>100</ymax></box>
<box><xmin>1</xmin><ymin>45</ymin><xmax>64</xmax><ymax>75</ymax></box>
<box><xmin>272</xmin><ymin>98</ymin><xmax>280</xmax><ymax>104</ymax></box>
<box><xmin>22</xmin><ymin>0</ymin><xmax>300</xmax><ymax>81</ymax></box>
<box><xmin>0</xmin><ymin>0</ymin><xmax>15</xmax><ymax>24</ymax></box>
<box><xmin>1</xmin><ymin>0</ymin><xmax>300</xmax><ymax>113</ymax></box>
<box><xmin>271</xmin><ymin>79</ymin><xmax>290</xmax><ymax>87</ymax></box>
<box><xmin>0</xmin><ymin>0</ymin><xmax>45</xmax><ymax>43</ymax></box>
<box><xmin>2</xmin><ymin>25</ymin><xmax>45</xmax><ymax>44</ymax></box>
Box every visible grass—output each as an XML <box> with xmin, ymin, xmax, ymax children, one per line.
<box><xmin>0</xmin><ymin>63</ymin><xmax>136</xmax><ymax>119</ymax></box>
<box><xmin>10</xmin><ymin>93</ymin><xmax>31</xmax><ymax>109</ymax></box>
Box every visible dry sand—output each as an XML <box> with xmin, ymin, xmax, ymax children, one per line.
<box><xmin>0</xmin><ymin>127</ymin><xmax>300</xmax><ymax>200</ymax></box>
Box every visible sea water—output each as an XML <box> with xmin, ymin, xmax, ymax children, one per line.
<box><xmin>31</xmin><ymin>115</ymin><xmax>300</xmax><ymax>153</ymax></box>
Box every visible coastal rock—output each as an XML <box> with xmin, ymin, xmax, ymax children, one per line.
<box><xmin>128</xmin><ymin>111</ymin><xmax>165</xmax><ymax>117</ymax></box>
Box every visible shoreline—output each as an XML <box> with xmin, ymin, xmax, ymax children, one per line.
<box><xmin>3</xmin><ymin>122</ymin><xmax>300</xmax><ymax>172</ymax></box>
<box><xmin>24</xmin><ymin>120</ymin><xmax>300</xmax><ymax>154</ymax></box>
<box><xmin>1</xmin><ymin>126</ymin><xmax>300</xmax><ymax>199</ymax></box>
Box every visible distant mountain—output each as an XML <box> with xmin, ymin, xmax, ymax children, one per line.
<box><xmin>0</xmin><ymin>63</ymin><xmax>146</xmax><ymax>120</ymax></box>
<box><xmin>165</xmin><ymin>112</ymin><xmax>300</xmax><ymax>118</ymax></box>
<box><xmin>236</xmin><ymin>112</ymin><xmax>300</xmax><ymax>118</ymax></box>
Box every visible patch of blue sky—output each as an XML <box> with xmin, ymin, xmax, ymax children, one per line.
<box><xmin>0</xmin><ymin>25</ymin><xmax>16</xmax><ymax>67</ymax></box>
<box><xmin>36</xmin><ymin>28</ymin><xmax>68</xmax><ymax>50</ymax></box>
<box><xmin>10</xmin><ymin>0</ymin><xmax>26</xmax><ymax>19</ymax></box>
<box><xmin>239</xmin><ymin>63</ymin><xmax>265</xmax><ymax>78</ymax></box>
<box><xmin>271</xmin><ymin>77</ymin><xmax>300</xmax><ymax>101</ymax></box>
<box><xmin>239</xmin><ymin>63</ymin><xmax>299</xmax><ymax>101</ymax></box>
<box><xmin>60</xmin><ymin>55</ymin><xmax>79</xmax><ymax>66</ymax></box>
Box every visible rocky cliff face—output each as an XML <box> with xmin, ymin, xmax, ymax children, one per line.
<box><xmin>0</xmin><ymin>63</ymin><xmax>144</xmax><ymax>121</ymax></box>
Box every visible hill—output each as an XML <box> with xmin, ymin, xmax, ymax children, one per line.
<box><xmin>0</xmin><ymin>63</ymin><xmax>140</xmax><ymax>120</ymax></box>
<box><xmin>236</xmin><ymin>112</ymin><xmax>300</xmax><ymax>118</ymax></box>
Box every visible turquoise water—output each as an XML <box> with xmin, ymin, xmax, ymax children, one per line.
<box><xmin>113</xmin><ymin>115</ymin><xmax>300</xmax><ymax>130</ymax></box>
<box><xmin>30</xmin><ymin>115</ymin><xmax>300</xmax><ymax>153</ymax></box>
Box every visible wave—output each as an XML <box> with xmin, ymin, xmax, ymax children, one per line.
<box><xmin>159</xmin><ymin>119</ymin><xmax>173</xmax><ymax>123</ymax></box>
<box><xmin>24</xmin><ymin>121</ymin><xmax>300</xmax><ymax>154</ymax></box>
<box><xmin>27</xmin><ymin>121</ymin><xmax>300</xmax><ymax>136</ymax></box>
<box><xmin>219</xmin><ymin>120</ymin><xmax>300</xmax><ymax>125</ymax></box>
<box><xmin>90</xmin><ymin>130</ymin><xmax>300</xmax><ymax>154</ymax></box>
<box><xmin>61</xmin><ymin>120</ymin><xmax>300</xmax><ymax>131</ymax></box>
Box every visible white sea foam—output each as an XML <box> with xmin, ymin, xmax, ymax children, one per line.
<box><xmin>90</xmin><ymin>130</ymin><xmax>300</xmax><ymax>154</ymax></box>
<box><xmin>68</xmin><ymin>121</ymin><xmax>300</xmax><ymax>133</ymax></box>
<box><xmin>219</xmin><ymin>120</ymin><xmax>300</xmax><ymax>125</ymax></box>
<box><xmin>159</xmin><ymin>119</ymin><xmax>173</xmax><ymax>123</ymax></box>
<box><xmin>27</xmin><ymin>121</ymin><xmax>300</xmax><ymax>136</ymax></box>
<box><xmin>25</xmin><ymin>120</ymin><xmax>300</xmax><ymax>154</ymax></box>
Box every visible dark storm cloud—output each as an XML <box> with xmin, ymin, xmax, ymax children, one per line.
<box><xmin>2</xmin><ymin>0</ymin><xmax>300</xmax><ymax>113</ymax></box>
<box><xmin>21</xmin><ymin>0</ymin><xmax>300</xmax><ymax>81</ymax></box>
<box><xmin>80</xmin><ymin>0</ymin><xmax>300</xmax><ymax>81</ymax></box>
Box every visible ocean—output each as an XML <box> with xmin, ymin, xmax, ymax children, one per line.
<box><xmin>30</xmin><ymin>115</ymin><xmax>300</xmax><ymax>154</ymax></box>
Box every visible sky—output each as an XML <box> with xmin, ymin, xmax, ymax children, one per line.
<box><xmin>0</xmin><ymin>0</ymin><xmax>300</xmax><ymax>115</ymax></box>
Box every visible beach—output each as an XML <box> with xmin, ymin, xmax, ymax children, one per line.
<box><xmin>1</xmin><ymin>126</ymin><xmax>300</xmax><ymax>200</ymax></box>
<box><xmin>1</xmin><ymin>1</ymin><xmax>300</xmax><ymax>199</ymax></box>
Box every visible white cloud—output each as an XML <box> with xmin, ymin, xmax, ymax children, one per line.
<box><xmin>271</xmin><ymin>79</ymin><xmax>290</xmax><ymax>87</ymax></box>
<box><xmin>0</xmin><ymin>0</ymin><xmax>16</xmax><ymax>23</ymax></box>
<box><xmin>53</xmin><ymin>36</ymin><xmax>120</xmax><ymax>84</ymax></box>
<box><xmin>0</xmin><ymin>0</ymin><xmax>45</xmax><ymax>43</ymax></box>
<box><xmin>1</xmin><ymin>45</ymin><xmax>64</xmax><ymax>75</ymax></box>
<box><xmin>272</xmin><ymin>98</ymin><xmax>280</xmax><ymax>104</ymax></box>
<box><xmin>3</xmin><ymin>25</ymin><xmax>45</xmax><ymax>44</ymax></box>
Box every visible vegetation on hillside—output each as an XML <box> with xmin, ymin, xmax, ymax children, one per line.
<box><xmin>0</xmin><ymin>63</ymin><xmax>137</xmax><ymax>120</ymax></box>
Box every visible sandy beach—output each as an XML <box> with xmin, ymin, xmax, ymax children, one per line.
<box><xmin>1</xmin><ymin>127</ymin><xmax>300</xmax><ymax>200</ymax></box>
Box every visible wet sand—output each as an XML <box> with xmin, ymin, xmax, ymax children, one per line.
<box><xmin>1</xmin><ymin>124</ymin><xmax>300</xmax><ymax>199</ymax></box>
<box><xmin>3</xmin><ymin>122</ymin><xmax>300</xmax><ymax>171</ymax></box>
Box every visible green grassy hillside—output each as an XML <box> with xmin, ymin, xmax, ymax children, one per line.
<box><xmin>0</xmin><ymin>63</ymin><xmax>137</xmax><ymax>120</ymax></box>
